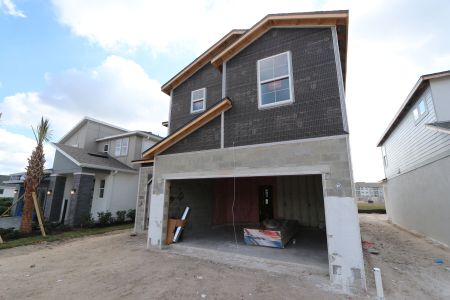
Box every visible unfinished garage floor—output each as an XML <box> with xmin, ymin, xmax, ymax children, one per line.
<box><xmin>172</xmin><ymin>225</ymin><xmax>329</xmax><ymax>271</ymax></box>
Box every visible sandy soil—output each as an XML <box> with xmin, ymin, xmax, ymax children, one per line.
<box><xmin>0</xmin><ymin>215</ymin><xmax>448</xmax><ymax>299</ymax></box>
<box><xmin>360</xmin><ymin>214</ymin><xmax>450</xmax><ymax>300</ymax></box>
<box><xmin>0</xmin><ymin>230</ymin><xmax>353</xmax><ymax>300</ymax></box>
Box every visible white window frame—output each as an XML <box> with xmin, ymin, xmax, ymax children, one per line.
<box><xmin>190</xmin><ymin>88</ymin><xmax>206</xmax><ymax>114</ymax></box>
<box><xmin>257</xmin><ymin>51</ymin><xmax>295</xmax><ymax>109</ymax></box>
<box><xmin>381</xmin><ymin>146</ymin><xmax>388</xmax><ymax>167</ymax></box>
<box><xmin>114</xmin><ymin>138</ymin><xmax>129</xmax><ymax>156</ymax></box>
<box><xmin>99</xmin><ymin>179</ymin><xmax>105</xmax><ymax>198</ymax></box>
<box><xmin>412</xmin><ymin>98</ymin><xmax>428</xmax><ymax>124</ymax></box>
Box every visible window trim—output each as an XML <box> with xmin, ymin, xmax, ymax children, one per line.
<box><xmin>257</xmin><ymin>51</ymin><xmax>295</xmax><ymax>109</ymax></box>
<box><xmin>103</xmin><ymin>144</ymin><xmax>109</xmax><ymax>153</ymax></box>
<box><xmin>412</xmin><ymin>98</ymin><xmax>428</xmax><ymax>124</ymax></box>
<box><xmin>99</xmin><ymin>179</ymin><xmax>105</xmax><ymax>198</ymax></box>
<box><xmin>114</xmin><ymin>138</ymin><xmax>129</xmax><ymax>157</ymax></box>
<box><xmin>190</xmin><ymin>88</ymin><xmax>206</xmax><ymax>114</ymax></box>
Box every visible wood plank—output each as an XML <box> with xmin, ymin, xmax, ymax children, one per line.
<box><xmin>32</xmin><ymin>192</ymin><xmax>46</xmax><ymax>237</ymax></box>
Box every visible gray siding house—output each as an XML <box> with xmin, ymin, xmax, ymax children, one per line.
<box><xmin>45</xmin><ymin>117</ymin><xmax>161</xmax><ymax>226</ymax></box>
<box><xmin>378</xmin><ymin>70</ymin><xmax>450</xmax><ymax>247</ymax></box>
<box><xmin>134</xmin><ymin>11</ymin><xmax>366</xmax><ymax>291</ymax></box>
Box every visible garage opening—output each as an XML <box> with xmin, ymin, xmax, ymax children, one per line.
<box><xmin>167</xmin><ymin>175</ymin><xmax>328</xmax><ymax>270</ymax></box>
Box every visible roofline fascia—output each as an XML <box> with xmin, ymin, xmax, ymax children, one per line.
<box><xmin>52</xmin><ymin>143</ymin><xmax>82</xmax><ymax>166</ymax></box>
<box><xmin>59</xmin><ymin>117</ymin><xmax>130</xmax><ymax>143</ymax></box>
<box><xmin>377</xmin><ymin>70</ymin><xmax>450</xmax><ymax>146</ymax></box>
<box><xmin>161</xmin><ymin>29</ymin><xmax>246</xmax><ymax>95</ymax></box>
<box><xmin>211</xmin><ymin>11</ymin><xmax>349</xmax><ymax>68</ymax></box>
<box><xmin>95</xmin><ymin>131</ymin><xmax>162</xmax><ymax>142</ymax></box>
<box><xmin>79</xmin><ymin>163</ymin><xmax>138</xmax><ymax>174</ymax></box>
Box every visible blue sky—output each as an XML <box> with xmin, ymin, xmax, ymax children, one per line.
<box><xmin>1</xmin><ymin>0</ymin><xmax>450</xmax><ymax>181</ymax></box>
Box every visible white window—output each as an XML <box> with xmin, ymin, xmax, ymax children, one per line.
<box><xmin>413</xmin><ymin>99</ymin><xmax>427</xmax><ymax>122</ymax></box>
<box><xmin>191</xmin><ymin>88</ymin><xmax>206</xmax><ymax>113</ymax></box>
<box><xmin>99</xmin><ymin>179</ymin><xmax>105</xmax><ymax>198</ymax></box>
<box><xmin>114</xmin><ymin>138</ymin><xmax>129</xmax><ymax>156</ymax></box>
<box><xmin>257</xmin><ymin>51</ymin><xmax>294</xmax><ymax>109</ymax></box>
<box><xmin>381</xmin><ymin>146</ymin><xmax>388</xmax><ymax>167</ymax></box>
<box><xmin>103</xmin><ymin>144</ymin><xmax>109</xmax><ymax>153</ymax></box>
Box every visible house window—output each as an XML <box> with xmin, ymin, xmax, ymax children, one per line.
<box><xmin>413</xmin><ymin>99</ymin><xmax>427</xmax><ymax>122</ymax></box>
<box><xmin>0</xmin><ymin>188</ymin><xmax>4</xmax><ymax>194</ymax></box>
<box><xmin>191</xmin><ymin>88</ymin><xmax>206</xmax><ymax>113</ymax></box>
<box><xmin>257</xmin><ymin>51</ymin><xmax>294</xmax><ymax>108</ymax></box>
<box><xmin>103</xmin><ymin>144</ymin><xmax>109</xmax><ymax>153</ymax></box>
<box><xmin>114</xmin><ymin>138</ymin><xmax>129</xmax><ymax>156</ymax></box>
<box><xmin>381</xmin><ymin>146</ymin><xmax>388</xmax><ymax>167</ymax></box>
<box><xmin>99</xmin><ymin>180</ymin><xmax>105</xmax><ymax>198</ymax></box>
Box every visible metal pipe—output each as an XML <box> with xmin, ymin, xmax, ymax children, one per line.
<box><xmin>373</xmin><ymin>267</ymin><xmax>385</xmax><ymax>300</ymax></box>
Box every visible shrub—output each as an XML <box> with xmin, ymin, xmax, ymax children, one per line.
<box><xmin>97</xmin><ymin>211</ymin><xmax>113</xmax><ymax>226</ymax></box>
<box><xmin>115</xmin><ymin>210</ymin><xmax>126</xmax><ymax>223</ymax></box>
<box><xmin>126</xmin><ymin>209</ymin><xmax>136</xmax><ymax>222</ymax></box>
<box><xmin>80</xmin><ymin>212</ymin><xmax>94</xmax><ymax>228</ymax></box>
<box><xmin>0</xmin><ymin>227</ymin><xmax>20</xmax><ymax>241</ymax></box>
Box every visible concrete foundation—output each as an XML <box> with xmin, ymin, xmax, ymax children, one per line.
<box><xmin>384</xmin><ymin>155</ymin><xmax>450</xmax><ymax>247</ymax></box>
<box><xmin>146</xmin><ymin>135</ymin><xmax>366</xmax><ymax>290</ymax></box>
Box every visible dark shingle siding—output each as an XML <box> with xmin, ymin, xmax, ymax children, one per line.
<box><xmin>224</xmin><ymin>28</ymin><xmax>345</xmax><ymax>147</ymax></box>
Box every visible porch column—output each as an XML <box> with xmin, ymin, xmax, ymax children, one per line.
<box><xmin>66</xmin><ymin>173</ymin><xmax>95</xmax><ymax>226</ymax></box>
<box><xmin>44</xmin><ymin>175</ymin><xmax>66</xmax><ymax>222</ymax></box>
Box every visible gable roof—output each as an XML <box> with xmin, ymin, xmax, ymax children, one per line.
<box><xmin>95</xmin><ymin>130</ymin><xmax>163</xmax><ymax>142</ymax></box>
<box><xmin>135</xmin><ymin>97</ymin><xmax>232</xmax><ymax>162</ymax></box>
<box><xmin>161</xmin><ymin>30</ymin><xmax>246</xmax><ymax>95</ymax></box>
<box><xmin>53</xmin><ymin>143</ymin><xmax>137</xmax><ymax>173</ymax></box>
<box><xmin>211</xmin><ymin>11</ymin><xmax>349</xmax><ymax>81</ymax></box>
<box><xmin>426</xmin><ymin>121</ymin><xmax>450</xmax><ymax>135</ymax></box>
<box><xmin>377</xmin><ymin>70</ymin><xmax>450</xmax><ymax>147</ymax></box>
<box><xmin>161</xmin><ymin>11</ymin><xmax>348</xmax><ymax>95</ymax></box>
<box><xmin>59</xmin><ymin>117</ymin><xmax>129</xmax><ymax>144</ymax></box>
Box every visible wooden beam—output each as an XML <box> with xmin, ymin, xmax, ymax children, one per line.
<box><xmin>142</xmin><ymin>98</ymin><xmax>232</xmax><ymax>159</ymax></box>
<box><xmin>32</xmin><ymin>192</ymin><xmax>46</xmax><ymax>237</ymax></box>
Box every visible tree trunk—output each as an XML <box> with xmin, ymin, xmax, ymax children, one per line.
<box><xmin>20</xmin><ymin>189</ymin><xmax>34</xmax><ymax>234</ymax></box>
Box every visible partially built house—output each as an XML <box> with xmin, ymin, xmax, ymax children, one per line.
<box><xmin>134</xmin><ymin>10</ymin><xmax>366</xmax><ymax>291</ymax></box>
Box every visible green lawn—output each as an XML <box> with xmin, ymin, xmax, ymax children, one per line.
<box><xmin>0</xmin><ymin>223</ymin><xmax>133</xmax><ymax>250</ymax></box>
<box><xmin>357</xmin><ymin>202</ymin><xmax>386</xmax><ymax>212</ymax></box>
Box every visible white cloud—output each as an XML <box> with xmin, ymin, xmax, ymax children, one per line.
<box><xmin>13</xmin><ymin>0</ymin><xmax>450</xmax><ymax>182</ymax></box>
<box><xmin>0</xmin><ymin>55</ymin><xmax>169</xmax><ymax>173</ymax></box>
<box><xmin>0</xmin><ymin>128</ymin><xmax>54</xmax><ymax>174</ymax></box>
<box><xmin>1</xmin><ymin>0</ymin><xmax>26</xmax><ymax>18</ymax></box>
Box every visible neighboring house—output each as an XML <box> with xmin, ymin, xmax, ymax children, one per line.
<box><xmin>0</xmin><ymin>175</ymin><xmax>16</xmax><ymax>199</ymax></box>
<box><xmin>378</xmin><ymin>70</ymin><xmax>450</xmax><ymax>247</ymax></box>
<box><xmin>354</xmin><ymin>182</ymin><xmax>384</xmax><ymax>203</ymax></box>
<box><xmin>44</xmin><ymin>117</ymin><xmax>161</xmax><ymax>226</ymax></box>
<box><xmin>2</xmin><ymin>171</ymin><xmax>52</xmax><ymax>216</ymax></box>
<box><xmin>134</xmin><ymin>11</ymin><xmax>366</xmax><ymax>291</ymax></box>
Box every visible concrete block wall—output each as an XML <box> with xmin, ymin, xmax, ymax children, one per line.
<box><xmin>134</xmin><ymin>166</ymin><xmax>153</xmax><ymax>233</ymax></box>
<box><xmin>168</xmin><ymin>179</ymin><xmax>214</xmax><ymax>236</ymax></box>
<box><xmin>44</xmin><ymin>175</ymin><xmax>66</xmax><ymax>222</ymax></box>
<box><xmin>66</xmin><ymin>173</ymin><xmax>95</xmax><ymax>226</ymax></box>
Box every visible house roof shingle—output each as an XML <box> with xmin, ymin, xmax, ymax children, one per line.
<box><xmin>53</xmin><ymin>143</ymin><xmax>137</xmax><ymax>173</ymax></box>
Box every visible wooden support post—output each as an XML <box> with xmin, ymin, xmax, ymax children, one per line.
<box><xmin>32</xmin><ymin>192</ymin><xmax>46</xmax><ymax>237</ymax></box>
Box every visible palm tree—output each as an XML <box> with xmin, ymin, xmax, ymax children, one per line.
<box><xmin>20</xmin><ymin>117</ymin><xmax>51</xmax><ymax>234</ymax></box>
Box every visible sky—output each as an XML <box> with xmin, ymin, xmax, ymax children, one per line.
<box><xmin>0</xmin><ymin>0</ymin><xmax>449</xmax><ymax>181</ymax></box>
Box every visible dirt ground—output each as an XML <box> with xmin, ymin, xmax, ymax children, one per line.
<box><xmin>0</xmin><ymin>214</ymin><xmax>449</xmax><ymax>299</ymax></box>
<box><xmin>360</xmin><ymin>214</ymin><xmax>450</xmax><ymax>299</ymax></box>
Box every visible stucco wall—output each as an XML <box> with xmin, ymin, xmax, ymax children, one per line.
<box><xmin>384</xmin><ymin>154</ymin><xmax>450</xmax><ymax>247</ymax></box>
<box><xmin>108</xmin><ymin>172</ymin><xmax>139</xmax><ymax>214</ymax></box>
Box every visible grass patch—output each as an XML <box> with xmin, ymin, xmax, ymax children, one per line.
<box><xmin>358</xmin><ymin>202</ymin><xmax>386</xmax><ymax>213</ymax></box>
<box><xmin>0</xmin><ymin>223</ymin><xmax>132</xmax><ymax>250</ymax></box>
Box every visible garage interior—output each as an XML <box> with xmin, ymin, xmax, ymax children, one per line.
<box><xmin>167</xmin><ymin>175</ymin><xmax>329</xmax><ymax>269</ymax></box>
